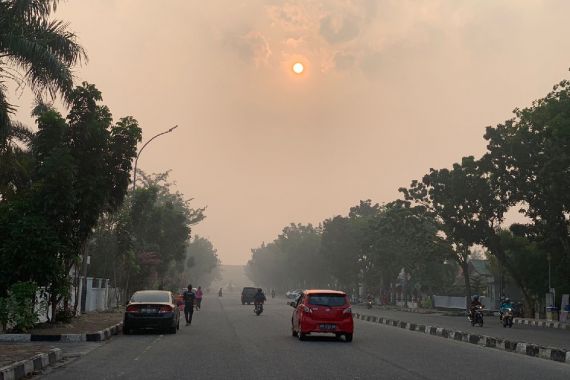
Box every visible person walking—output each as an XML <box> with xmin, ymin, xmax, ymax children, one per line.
<box><xmin>195</xmin><ymin>286</ymin><xmax>203</xmax><ymax>310</ymax></box>
<box><xmin>183</xmin><ymin>284</ymin><xmax>196</xmax><ymax>326</ymax></box>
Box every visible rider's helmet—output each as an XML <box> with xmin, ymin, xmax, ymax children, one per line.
<box><xmin>257</xmin><ymin>288</ymin><xmax>262</xmax><ymax>293</ymax></box>
<box><xmin>504</xmin><ymin>297</ymin><xmax>510</xmax><ymax>303</ymax></box>
<box><xmin>472</xmin><ymin>294</ymin><xmax>479</xmax><ymax>301</ymax></box>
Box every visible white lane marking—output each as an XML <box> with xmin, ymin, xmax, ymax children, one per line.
<box><xmin>133</xmin><ymin>335</ymin><xmax>163</xmax><ymax>361</ymax></box>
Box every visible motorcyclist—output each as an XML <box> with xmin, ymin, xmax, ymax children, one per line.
<box><xmin>468</xmin><ymin>294</ymin><xmax>484</xmax><ymax>320</ymax></box>
<box><xmin>499</xmin><ymin>297</ymin><xmax>513</xmax><ymax>320</ymax></box>
<box><xmin>254</xmin><ymin>288</ymin><xmax>266</xmax><ymax>311</ymax></box>
<box><xmin>366</xmin><ymin>294</ymin><xmax>374</xmax><ymax>308</ymax></box>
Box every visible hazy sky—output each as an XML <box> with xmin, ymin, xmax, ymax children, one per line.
<box><xmin>10</xmin><ymin>0</ymin><xmax>570</xmax><ymax>264</ymax></box>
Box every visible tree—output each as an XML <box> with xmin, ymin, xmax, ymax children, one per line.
<box><xmin>0</xmin><ymin>0</ymin><xmax>86</xmax><ymax>197</ymax></box>
<box><xmin>400</xmin><ymin>157</ymin><xmax>502</xmax><ymax>308</ymax></box>
<box><xmin>247</xmin><ymin>224</ymin><xmax>325</xmax><ymax>291</ymax></box>
<box><xmin>367</xmin><ymin>200</ymin><xmax>454</xmax><ymax>297</ymax></box>
<box><xmin>181</xmin><ymin>236</ymin><xmax>221</xmax><ymax>291</ymax></box>
<box><xmin>0</xmin><ymin>0</ymin><xmax>86</xmax><ymax>129</ymax></box>
<box><xmin>484</xmin><ymin>79</ymin><xmax>570</xmax><ymax>297</ymax></box>
<box><xmin>0</xmin><ymin>83</ymin><xmax>142</xmax><ymax>319</ymax></box>
<box><xmin>86</xmin><ymin>171</ymin><xmax>206</xmax><ymax>298</ymax></box>
<box><xmin>320</xmin><ymin>215</ymin><xmax>361</xmax><ymax>290</ymax></box>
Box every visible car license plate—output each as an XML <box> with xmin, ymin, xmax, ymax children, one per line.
<box><xmin>141</xmin><ymin>308</ymin><xmax>155</xmax><ymax>314</ymax></box>
<box><xmin>319</xmin><ymin>324</ymin><xmax>336</xmax><ymax>330</ymax></box>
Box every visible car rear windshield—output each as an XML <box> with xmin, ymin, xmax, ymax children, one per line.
<box><xmin>308</xmin><ymin>294</ymin><xmax>346</xmax><ymax>307</ymax></box>
<box><xmin>131</xmin><ymin>292</ymin><xmax>170</xmax><ymax>303</ymax></box>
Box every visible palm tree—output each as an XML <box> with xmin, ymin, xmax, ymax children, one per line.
<box><xmin>0</xmin><ymin>0</ymin><xmax>86</xmax><ymax>200</ymax></box>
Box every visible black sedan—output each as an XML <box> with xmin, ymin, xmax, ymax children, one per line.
<box><xmin>123</xmin><ymin>290</ymin><xmax>181</xmax><ymax>334</ymax></box>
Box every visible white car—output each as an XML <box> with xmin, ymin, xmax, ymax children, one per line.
<box><xmin>286</xmin><ymin>289</ymin><xmax>303</xmax><ymax>300</ymax></box>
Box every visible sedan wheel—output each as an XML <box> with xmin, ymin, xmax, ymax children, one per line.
<box><xmin>298</xmin><ymin>331</ymin><xmax>306</xmax><ymax>341</ymax></box>
<box><xmin>345</xmin><ymin>333</ymin><xmax>353</xmax><ymax>342</ymax></box>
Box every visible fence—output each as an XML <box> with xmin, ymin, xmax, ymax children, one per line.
<box><xmin>432</xmin><ymin>295</ymin><xmax>497</xmax><ymax>311</ymax></box>
<box><xmin>36</xmin><ymin>277</ymin><xmax>122</xmax><ymax>323</ymax></box>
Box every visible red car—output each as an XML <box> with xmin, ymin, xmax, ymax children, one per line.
<box><xmin>290</xmin><ymin>289</ymin><xmax>354</xmax><ymax>342</ymax></box>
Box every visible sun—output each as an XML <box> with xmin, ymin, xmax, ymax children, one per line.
<box><xmin>293</xmin><ymin>62</ymin><xmax>304</xmax><ymax>74</ymax></box>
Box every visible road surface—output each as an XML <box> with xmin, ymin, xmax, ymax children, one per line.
<box><xmin>39</xmin><ymin>295</ymin><xmax>570</xmax><ymax>380</ymax></box>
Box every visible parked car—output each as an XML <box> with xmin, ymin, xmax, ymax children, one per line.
<box><xmin>124</xmin><ymin>290</ymin><xmax>180</xmax><ymax>334</ymax></box>
<box><xmin>241</xmin><ymin>287</ymin><xmax>258</xmax><ymax>305</ymax></box>
<box><xmin>286</xmin><ymin>289</ymin><xmax>303</xmax><ymax>300</ymax></box>
<box><xmin>290</xmin><ymin>289</ymin><xmax>354</xmax><ymax>342</ymax></box>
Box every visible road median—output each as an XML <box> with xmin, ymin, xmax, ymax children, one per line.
<box><xmin>353</xmin><ymin>312</ymin><xmax>570</xmax><ymax>365</ymax></box>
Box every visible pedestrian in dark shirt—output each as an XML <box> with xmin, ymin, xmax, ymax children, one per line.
<box><xmin>183</xmin><ymin>284</ymin><xmax>196</xmax><ymax>326</ymax></box>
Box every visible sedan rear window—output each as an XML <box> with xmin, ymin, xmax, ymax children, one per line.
<box><xmin>308</xmin><ymin>294</ymin><xmax>346</xmax><ymax>307</ymax></box>
<box><xmin>130</xmin><ymin>291</ymin><xmax>170</xmax><ymax>303</ymax></box>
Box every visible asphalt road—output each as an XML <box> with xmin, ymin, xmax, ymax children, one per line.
<box><xmin>352</xmin><ymin>306</ymin><xmax>570</xmax><ymax>350</ymax></box>
<box><xmin>39</xmin><ymin>295</ymin><xmax>570</xmax><ymax>380</ymax></box>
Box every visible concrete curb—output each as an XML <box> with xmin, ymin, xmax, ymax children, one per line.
<box><xmin>353</xmin><ymin>312</ymin><xmax>569</xmax><ymax>365</ymax></box>
<box><xmin>370</xmin><ymin>307</ymin><xmax>570</xmax><ymax>329</ymax></box>
<box><xmin>513</xmin><ymin>318</ymin><xmax>570</xmax><ymax>331</ymax></box>
<box><xmin>0</xmin><ymin>322</ymin><xmax>123</xmax><ymax>343</ymax></box>
<box><xmin>0</xmin><ymin>348</ymin><xmax>62</xmax><ymax>380</ymax></box>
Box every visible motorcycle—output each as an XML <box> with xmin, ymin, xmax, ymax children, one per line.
<box><xmin>254</xmin><ymin>303</ymin><xmax>264</xmax><ymax>316</ymax></box>
<box><xmin>501</xmin><ymin>307</ymin><xmax>513</xmax><ymax>328</ymax></box>
<box><xmin>469</xmin><ymin>305</ymin><xmax>484</xmax><ymax>327</ymax></box>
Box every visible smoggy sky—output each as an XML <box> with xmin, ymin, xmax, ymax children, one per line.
<box><xmin>10</xmin><ymin>0</ymin><xmax>570</xmax><ymax>265</ymax></box>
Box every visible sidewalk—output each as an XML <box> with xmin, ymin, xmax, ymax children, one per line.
<box><xmin>1</xmin><ymin>311</ymin><xmax>123</xmax><ymax>379</ymax></box>
<box><xmin>30</xmin><ymin>310</ymin><xmax>123</xmax><ymax>335</ymax></box>
<box><xmin>353</xmin><ymin>305</ymin><xmax>570</xmax><ymax>350</ymax></box>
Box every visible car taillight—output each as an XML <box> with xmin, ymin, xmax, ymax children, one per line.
<box><xmin>126</xmin><ymin>305</ymin><xmax>139</xmax><ymax>313</ymax></box>
<box><xmin>343</xmin><ymin>307</ymin><xmax>352</xmax><ymax>314</ymax></box>
<box><xmin>159</xmin><ymin>305</ymin><xmax>173</xmax><ymax>313</ymax></box>
<box><xmin>303</xmin><ymin>305</ymin><xmax>312</xmax><ymax>313</ymax></box>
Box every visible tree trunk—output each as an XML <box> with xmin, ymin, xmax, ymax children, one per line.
<box><xmin>50</xmin><ymin>291</ymin><xmax>58</xmax><ymax>323</ymax></box>
<box><xmin>460</xmin><ymin>259</ymin><xmax>471</xmax><ymax>310</ymax></box>
<box><xmin>488</xmin><ymin>233</ymin><xmax>535</xmax><ymax>317</ymax></box>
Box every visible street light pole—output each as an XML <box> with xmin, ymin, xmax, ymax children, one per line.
<box><xmin>132</xmin><ymin>125</ymin><xmax>178</xmax><ymax>191</ymax></box>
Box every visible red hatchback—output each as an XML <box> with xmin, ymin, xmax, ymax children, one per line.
<box><xmin>290</xmin><ymin>289</ymin><xmax>354</xmax><ymax>342</ymax></box>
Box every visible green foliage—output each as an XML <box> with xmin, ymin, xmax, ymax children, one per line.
<box><xmin>0</xmin><ymin>83</ymin><xmax>142</xmax><ymax>321</ymax></box>
<box><xmin>484</xmin><ymin>79</ymin><xmax>570</xmax><ymax>297</ymax></box>
<box><xmin>0</xmin><ymin>200</ymin><xmax>63</xmax><ymax>294</ymax></box>
<box><xmin>247</xmin><ymin>200</ymin><xmax>454</xmax><ymax>297</ymax></box>
<box><xmin>246</xmin><ymin>224</ymin><xmax>325</xmax><ymax>291</ymax></box>
<box><xmin>0</xmin><ymin>297</ymin><xmax>8</xmax><ymax>332</ymax></box>
<box><xmin>0</xmin><ymin>282</ymin><xmax>41</xmax><ymax>333</ymax></box>
<box><xmin>0</xmin><ymin>0</ymin><xmax>86</xmax><ymax>196</ymax></box>
<box><xmin>86</xmin><ymin>171</ymin><xmax>207</xmax><ymax>295</ymax></box>
<box><xmin>179</xmin><ymin>236</ymin><xmax>221</xmax><ymax>290</ymax></box>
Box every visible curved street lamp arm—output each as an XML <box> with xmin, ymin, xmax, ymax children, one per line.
<box><xmin>132</xmin><ymin>125</ymin><xmax>178</xmax><ymax>190</ymax></box>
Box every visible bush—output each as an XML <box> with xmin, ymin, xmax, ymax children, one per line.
<box><xmin>420</xmin><ymin>297</ymin><xmax>433</xmax><ymax>309</ymax></box>
<box><xmin>0</xmin><ymin>297</ymin><xmax>8</xmax><ymax>332</ymax></box>
<box><xmin>55</xmin><ymin>305</ymin><xmax>75</xmax><ymax>323</ymax></box>
<box><xmin>0</xmin><ymin>282</ymin><xmax>40</xmax><ymax>333</ymax></box>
